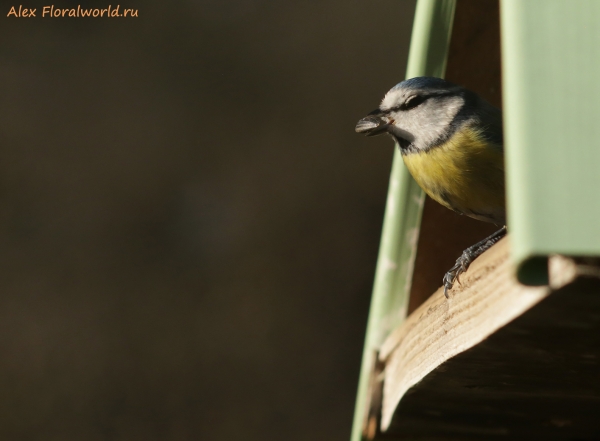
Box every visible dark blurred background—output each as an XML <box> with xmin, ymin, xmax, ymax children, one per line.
<box><xmin>0</xmin><ymin>1</ymin><xmax>415</xmax><ymax>439</ymax></box>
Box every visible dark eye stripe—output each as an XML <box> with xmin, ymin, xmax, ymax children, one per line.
<box><xmin>384</xmin><ymin>96</ymin><xmax>426</xmax><ymax>113</ymax></box>
<box><xmin>402</xmin><ymin>95</ymin><xmax>426</xmax><ymax>110</ymax></box>
<box><xmin>385</xmin><ymin>91</ymin><xmax>454</xmax><ymax>113</ymax></box>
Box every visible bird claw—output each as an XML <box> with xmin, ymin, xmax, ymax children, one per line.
<box><xmin>442</xmin><ymin>226</ymin><xmax>507</xmax><ymax>299</ymax></box>
<box><xmin>443</xmin><ymin>254</ymin><xmax>472</xmax><ymax>298</ymax></box>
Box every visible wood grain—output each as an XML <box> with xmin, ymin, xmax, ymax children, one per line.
<box><xmin>379</xmin><ymin>236</ymin><xmax>552</xmax><ymax>430</ymax></box>
<box><xmin>371</xmin><ymin>238</ymin><xmax>600</xmax><ymax>440</ymax></box>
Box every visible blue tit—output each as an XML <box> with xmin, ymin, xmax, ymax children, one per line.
<box><xmin>356</xmin><ymin>76</ymin><xmax>507</xmax><ymax>297</ymax></box>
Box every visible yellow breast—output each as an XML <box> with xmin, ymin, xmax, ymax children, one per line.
<box><xmin>402</xmin><ymin>126</ymin><xmax>506</xmax><ymax>224</ymax></box>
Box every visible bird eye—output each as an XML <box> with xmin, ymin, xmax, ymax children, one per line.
<box><xmin>402</xmin><ymin>95</ymin><xmax>426</xmax><ymax>110</ymax></box>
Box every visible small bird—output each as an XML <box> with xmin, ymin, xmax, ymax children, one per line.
<box><xmin>356</xmin><ymin>77</ymin><xmax>506</xmax><ymax>297</ymax></box>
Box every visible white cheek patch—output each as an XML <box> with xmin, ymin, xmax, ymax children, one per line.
<box><xmin>390</xmin><ymin>95</ymin><xmax>464</xmax><ymax>151</ymax></box>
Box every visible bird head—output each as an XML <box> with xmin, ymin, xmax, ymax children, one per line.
<box><xmin>355</xmin><ymin>77</ymin><xmax>468</xmax><ymax>153</ymax></box>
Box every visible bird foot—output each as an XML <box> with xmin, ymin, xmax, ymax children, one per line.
<box><xmin>443</xmin><ymin>226</ymin><xmax>507</xmax><ymax>298</ymax></box>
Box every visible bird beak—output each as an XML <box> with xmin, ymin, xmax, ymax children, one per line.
<box><xmin>355</xmin><ymin>112</ymin><xmax>390</xmax><ymax>137</ymax></box>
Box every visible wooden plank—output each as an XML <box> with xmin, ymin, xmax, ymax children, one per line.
<box><xmin>379</xmin><ymin>236</ymin><xmax>549</xmax><ymax>430</ymax></box>
<box><xmin>376</xmin><ymin>238</ymin><xmax>600</xmax><ymax>439</ymax></box>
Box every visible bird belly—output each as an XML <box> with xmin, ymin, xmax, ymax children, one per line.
<box><xmin>401</xmin><ymin>128</ymin><xmax>506</xmax><ymax>225</ymax></box>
